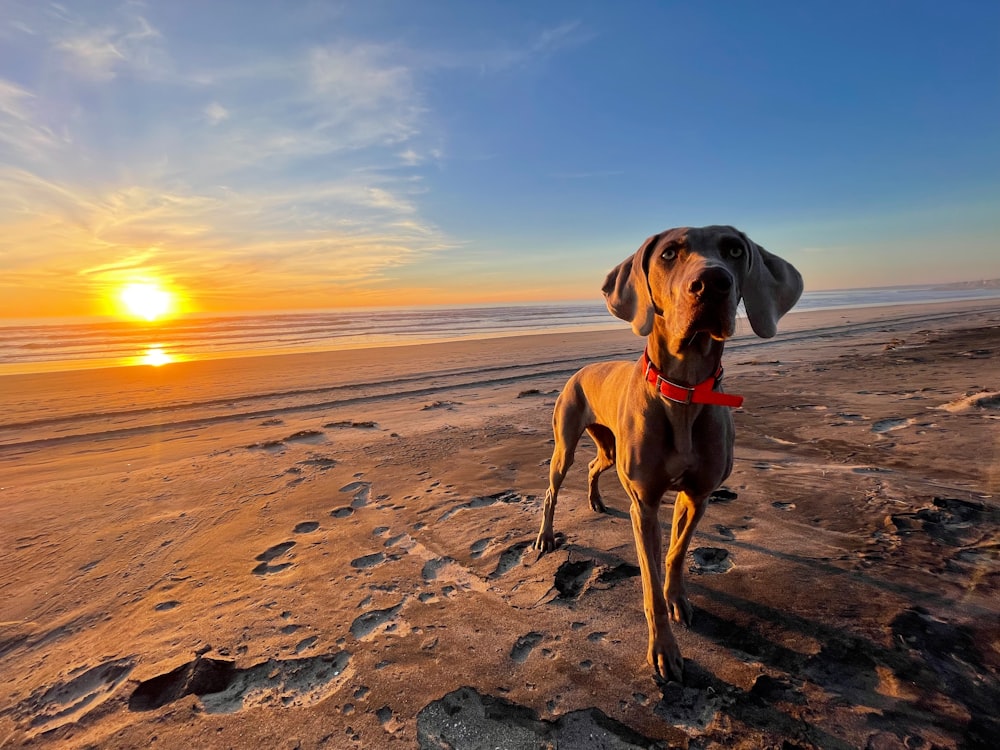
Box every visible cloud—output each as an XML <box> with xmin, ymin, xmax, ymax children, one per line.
<box><xmin>306</xmin><ymin>43</ymin><xmax>423</xmax><ymax>146</ymax></box>
<box><xmin>398</xmin><ymin>148</ymin><xmax>423</xmax><ymax>166</ymax></box>
<box><xmin>0</xmin><ymin>160</ymin><xmax>454</xmax><ymax>313</ymax></box>
<box><xmin>3</xmin><ymin>19</ymin><xmax>36</xmax><ymax>37</ymax></box>
<box><xmin>54</xmin><ymin>12</ymin><xmax>163</xmax><ymax>81</ymax></box>
<box><xmin>0</xmin><ymin>79</ymin><xmax>63</xmax><ymax>160</ymax></box>
<box><xmin>204</xmin><ymin>102</ymin><xmax>229</xmax><ymax>125</ymax></box>
<box><xmin>477</xmin><ymin>20</ymin><xmax>595</xmax><ymax>72</ymax></box>
<box><xmin>533</xmin><ymin>20</ymin><xmax>593</xmax><ymax>55</ymax></box>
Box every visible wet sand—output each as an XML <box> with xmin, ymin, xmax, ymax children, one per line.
<box><xmin>1</xmin><ymin>299</ymin><xmax>998</xmax><ymax>749</ymax></box>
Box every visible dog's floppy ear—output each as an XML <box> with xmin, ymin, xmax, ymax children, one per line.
<box><xmin>740</xmin><ymin>234</ymin><xmax>803</xmax><ymax>338</ymax></box>
<box><xmin>601</xmin><ymin>233</ymin><xmax>661</xmax><ymax>337</ymax></box>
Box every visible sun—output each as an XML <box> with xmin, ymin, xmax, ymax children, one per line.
<box><xmin>119</xmin><ymin>282</ymin><xmax>174</xmax><ymax>321</ymax></box>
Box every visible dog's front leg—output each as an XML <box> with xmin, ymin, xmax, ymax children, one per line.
<box><xmin>664</xmin><ymin>490</ymin><xmax>709</xmax><ymax>625</ymax></box>
<box><xmin>629</xmin><ymin>498</ymin><xmax>684</xmax><ymax>682</ymax></box>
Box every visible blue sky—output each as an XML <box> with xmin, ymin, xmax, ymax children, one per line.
<box><xmin>1</xmin><ymin>1</ymin><xmax>998</xmax><ymax>316</ymax></box>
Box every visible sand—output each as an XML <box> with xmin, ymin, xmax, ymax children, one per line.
<box><xmin>1</xmin><ymin>299</ymin><xmax>998</xmax><ymax>749</ymax></box>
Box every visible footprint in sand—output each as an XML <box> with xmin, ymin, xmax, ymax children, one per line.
<box><xmin>351</xmin><ymin>552</ymin><xmax>386</xmax><ymax>570</ymax></box>
<box><xmin>421</xmin><ymin>558</ymin><xmax>452</xmax><ymax>583</ymax></box>
<box><xmin>297</xmin><ymin>456</ymin><xmax>337</xmax><ymax>470</ymax></box>
<box><xmin>331</xmin><ymin>507</ymin><xmax>354</xmax><ymax>519</ymax></box>
<box><xmin>888</xmin><ymin>497</ymin><xmax>998</xmax><ymax>548</ymax></box>
<box><xmin>772</xmin><ymin>501</ymin><xmax>796</xmax><ymax>511</ymax></box>
<box><xmin>293</xmin><ymin>521</ymin><xmax>320</xmax><ymax>534</ymax></box>
<box><xmin>350</xmin><ymin>602</ymin><xmax>404</xmax><ymax>639</ymax></box>
<box><xmin>488</xmin><ymin>541</ymin><xmax>530</xmax><ymax>579</ymax></box>
<box><xmin>421</xmin><ymin>400</ymin><xmax>462</xmax><ymax>411</ymax></box>
<box><xmin>654</xmin><ymin>674</ymin><xmax>725</xmax><ymax>731</ymax></box>
<box><xmin>129</xmin><ymin>653</ymin><xmax>352</xmax><ymax>713</ymax></box>
<box><xmin>284</xmin><ymin>429</ymin><xmax>327</xmax><ymax>445</ymax></box>
<box><xmin>253</xmin><ymin>541</ymin><xmax>296</xmax><ymax>575</ymax></box>
<box><xmin>295</xmin><ymin>636</ymin><xmax>318</xmax><ymax>654</ymax></box>
<box><xmin>154</xmin><ymin>600</ymin><xmax>181</xmax><ymax>611</ymax></box>
<box><xmin>470</xmin><ymin>538</ymin><xmax>491</xmax><ymax>559</ymax></box>
<box><xmin>594</xmin><ymin>562</ymin><xmax>640</xmax><ymax>586</ymax></box>
<box><xmin>871</xmin><ymin>417</ymin><xmax>913</xmax><ymax>434</ymax></box>
<box><xmin>324</xmin><ymin>420</ymin><xmax>379</xmax><ymax>429</ymax></box>
<box><xmin>417</xmin><ymin>688</ymin><xmax>658</xmax><ymax>748</ymax></box>
<box><xmin>690</xmin><ymin>547</ymin><xmax>733</xmax><ymax>574</ymax></box>
<box><xmin>384</xmin><ymin>533</ymin><xmax>411</xmax><ymax>548</ymax></box>
<box><xmin>554</xmin><ymin>560</ymin><xmax>595</xmax><ymax>600</ymax></box>
<box><xmin>438</xmin><ymin>490</ymin><xmax>522</xmax><ymax>522</ymax></box>
<box><xmin>340</xmin><ymin>481</ymin><xmax>372</xmax><ymax>509</ymax></box>
<box><xmin>709</xmin><ymin>487</ymin><xmax>738</xmax><ymax>503</ymax></box>
<box><xmin>246</xmin><ymin>439</ymin><xmax>286</xmax><ymax>454</ymax></box>
<box><xmin>511</xmin><ymin>632</ymin><xmax>544</xmax><ymax>664</ymax></box>
<box><xmin>17</xmin><ymin>658</ymin><xmax>136</xmax><ymax>738</ymax></box>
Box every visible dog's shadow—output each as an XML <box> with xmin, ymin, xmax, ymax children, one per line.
<box><xmin>681</xmin><ymin>588</ymin><xmax>998</xmax><ymax>746</ymax></box>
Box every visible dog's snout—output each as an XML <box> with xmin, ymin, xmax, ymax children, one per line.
<box><xmin>688</xmin><ymin>267</ymin><xmax>733</xmax><ymax>298</ymax></box>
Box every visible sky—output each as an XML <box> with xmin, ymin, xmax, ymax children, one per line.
<box><xmin>1</xmin><ymin>0</ymin><xmax>998</xmax><ymax>318</ymax></box>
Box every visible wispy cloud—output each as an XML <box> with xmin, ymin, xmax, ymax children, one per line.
<box><xmin>0</xmin><ymin>79</ymin><xmax>63</xmax><ymax>160</ymax></box>
<box><xmin>54</xmin><ymin>10</ymin><xmax>164</xmax><ymax>81</ymax></box>
<box><xmin>477</xmin><ymin>20</ymin><xmax>595</xmax><ymax>72</ymax></box>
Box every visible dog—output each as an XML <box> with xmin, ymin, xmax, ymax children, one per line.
<box><xmin>533</xmin><ymin>225</ymin><xmax>802</xmax><ymax>682</ymax></box>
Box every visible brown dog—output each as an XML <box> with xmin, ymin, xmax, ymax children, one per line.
<box><xmin>533</xmin><ymin>225</ymin><xmax>802</xmax><ymax>682</ymax></box>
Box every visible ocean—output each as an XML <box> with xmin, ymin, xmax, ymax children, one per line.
<box><xmin>3</xmin><ymin>284</ymin><xmax>999</xmax><ymax>375</ymax></box>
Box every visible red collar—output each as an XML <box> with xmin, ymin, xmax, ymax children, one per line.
<box><xmin>640</xmin><ymin>350</ymin><xmax>744</xmax><ymax>408</ymax></box>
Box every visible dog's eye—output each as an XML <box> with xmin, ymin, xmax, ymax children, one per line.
<box><xmin>726</xmin><ymin>245</ymin><xmax>743</xmax><ymax>259</ymax></box>
<box><xmin>662</xmin><ymin>248</ymin><xmax>678</xmax><ymax>261</ymax></box>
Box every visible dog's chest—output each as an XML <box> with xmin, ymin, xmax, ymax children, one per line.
<box><xmin>660</xmin><ymin>447</ymin><xmax>697</xmax><ymax>488</ymax></box>
<box><xmin>654</xmin><ymin>407</ymin><xmax>731</xmax><ymax>491</ymax></box>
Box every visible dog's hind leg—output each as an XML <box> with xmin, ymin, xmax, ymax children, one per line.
<box><xmin>534</xmin><ymin>388</ymin><xmax>589</xmax><ymax>553</ymax></box>
<box><xmin>585</xmin><ymin>424</ymin><xmax>615</xmax><ymax>513</ymax></box>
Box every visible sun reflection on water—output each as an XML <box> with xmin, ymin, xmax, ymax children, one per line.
<box><xmin>141</xmin><ymin>346</ymin><xmax>174</xmax><ymax>366</ymax></box>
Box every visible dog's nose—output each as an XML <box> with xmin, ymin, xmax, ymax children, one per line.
<box><xmin>688</xmin><ymin>267</ymin><xmax>733</xmax><ymax>298</ymax></box>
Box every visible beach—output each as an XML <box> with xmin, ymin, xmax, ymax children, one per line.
<box><xmin>1</xmin><ymin>299</ymin><xmax>998</xmax><ymax>749</ymax></box>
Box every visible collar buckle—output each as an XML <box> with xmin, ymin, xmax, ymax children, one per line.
<box><xmin>659</xmin><ymin>377</ymin><xmax>694</xmax><ymax>404</ymax></box>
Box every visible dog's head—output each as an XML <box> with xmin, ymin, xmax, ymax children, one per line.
<box><xmin>602</xmin><ymin>225</ymin><xmax>803</xmax><ymax>341</ymax></box>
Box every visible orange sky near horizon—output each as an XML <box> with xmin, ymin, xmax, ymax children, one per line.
<box><xmin>0</xmin><ymin>255</ymin><xmax>600</xmax><ymax>320</ymax></box>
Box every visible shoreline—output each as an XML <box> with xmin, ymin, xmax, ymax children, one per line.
<box><xmin>3</xmin><ymin>299</ymin><xmax>999</xmax><ymax>441</ymax></box>
<box><xmin>3</xmin><ymin>296</ymin><xmax>999</xmax><ymax>378</ymax></box>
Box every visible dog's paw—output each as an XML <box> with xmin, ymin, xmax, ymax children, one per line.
<box><xmin>533</xmin><ymin>531</ymin><xmax>556</xmax><ymax>554</ymax></box>
<box><xmin>532</xmin><ymin>530</ymin><xmax>566</xmax><ymax>560</ymax></box>
<box><xmin>648</xmin><ymin>634</ymin><xmax>684</xmax><ymax>684</ymax></box>
<box><xmin>587</xmin><ymin>493</ymin><xmax>607</xmax><ymax>513</ymax></box>
<box><xmin>665</xmin><ymin>586</ymin><xmax>693</xmax><ymax>626</ymax></box>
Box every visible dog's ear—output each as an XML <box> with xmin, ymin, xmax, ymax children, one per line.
<box><xmin>601</xmin><ymin>233</ymin><xmax>661</xmax><ymax>337</ymax></box>
<box><xmin>740</xmin><ymin>234</ymin><xmax>803</xmax><ymax>338</ymax></box>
